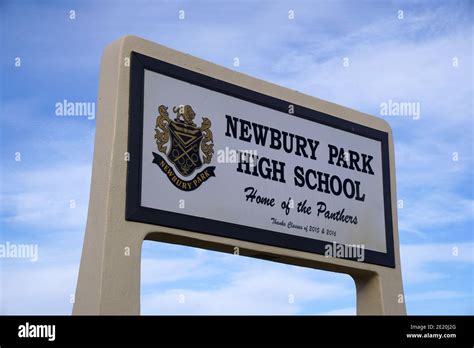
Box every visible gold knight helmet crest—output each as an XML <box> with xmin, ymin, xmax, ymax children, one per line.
<box><xmin>154</xmin><ymin>104</ymin><xmax>214</xmax><ymax>177</ymax></box>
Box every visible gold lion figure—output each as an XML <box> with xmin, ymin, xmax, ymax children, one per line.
<box><xmin>173</xmin><ymin>105</ymin><xmax>196</xmax><ymax>127</ymax></box>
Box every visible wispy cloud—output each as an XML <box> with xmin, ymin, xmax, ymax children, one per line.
<box><xmin>1</xmin><ymin>262</ymin><xmax>78</xmax><ymax>314</ymax></box>
<box><xmin>1</xmin><ymin>164</ymin><xmax>91</xmax><ymax>232</ymax></box>
<box><xmin>319</xmin><ymin>307</ymin><xmax>356</xmax><ymax>315</ymax></box>
<box><xmin>407</xmin><ymin>290</ymin><xmax>471</xmax><ymax>302</ymax></box>
<box><xmin>400</xmin><ymin>242</ymin><xmax>474</xmax><ymax>283</ymax></box>
<box><xmin>142</xmin><ymin>263</ymin><xmax>353</xmax><ymax>315</ymax></box>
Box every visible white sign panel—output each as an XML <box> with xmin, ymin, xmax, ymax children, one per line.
<box><xmin>126</xmin><ymin>52</ymin><xmax>394</xmax><ymax>267</ymax></box>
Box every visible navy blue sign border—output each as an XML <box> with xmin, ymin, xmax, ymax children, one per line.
<box><xmin>126</xmin><ymin>51</ymin><xmax>396</xmax><ymax>268</ymax></box>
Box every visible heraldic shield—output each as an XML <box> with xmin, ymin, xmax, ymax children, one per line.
<box><xmin>154</xmin><ymin>104</ymin><xmax>215</xmax><ymax>187</ymax></box>
<box><xmin>167</xmin><ymin>120</ymin><xmax>203</xmax><ymax>176</ymax></box>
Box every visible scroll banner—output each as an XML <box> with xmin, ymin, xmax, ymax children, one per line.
<box><xmin>152</xmin><ymin>152</ymin><xmax>216</xmax><ymax>191</ymax></box>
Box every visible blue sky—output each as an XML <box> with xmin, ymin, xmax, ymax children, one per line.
<box><xmin>0</xmin><ymin>0</ymin><xmax>473</xmax><ymax>314</ymax></box>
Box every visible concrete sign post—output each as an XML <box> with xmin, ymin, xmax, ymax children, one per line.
<box><xmin>73</xmin><ymin>36</ymin><xmax>406</xmax><ymax>315</ymax></box>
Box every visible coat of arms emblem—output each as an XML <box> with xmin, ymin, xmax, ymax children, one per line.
<box><xmin>152</xmin><ymin>104</ymin><xmax>215</xmax><ymax>191</ymax></box>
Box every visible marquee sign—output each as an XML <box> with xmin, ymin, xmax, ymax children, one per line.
<box><xmin>126</xmin><ymin>52</ymin><xmax>395</xmax><ymax>268</ymax></box>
